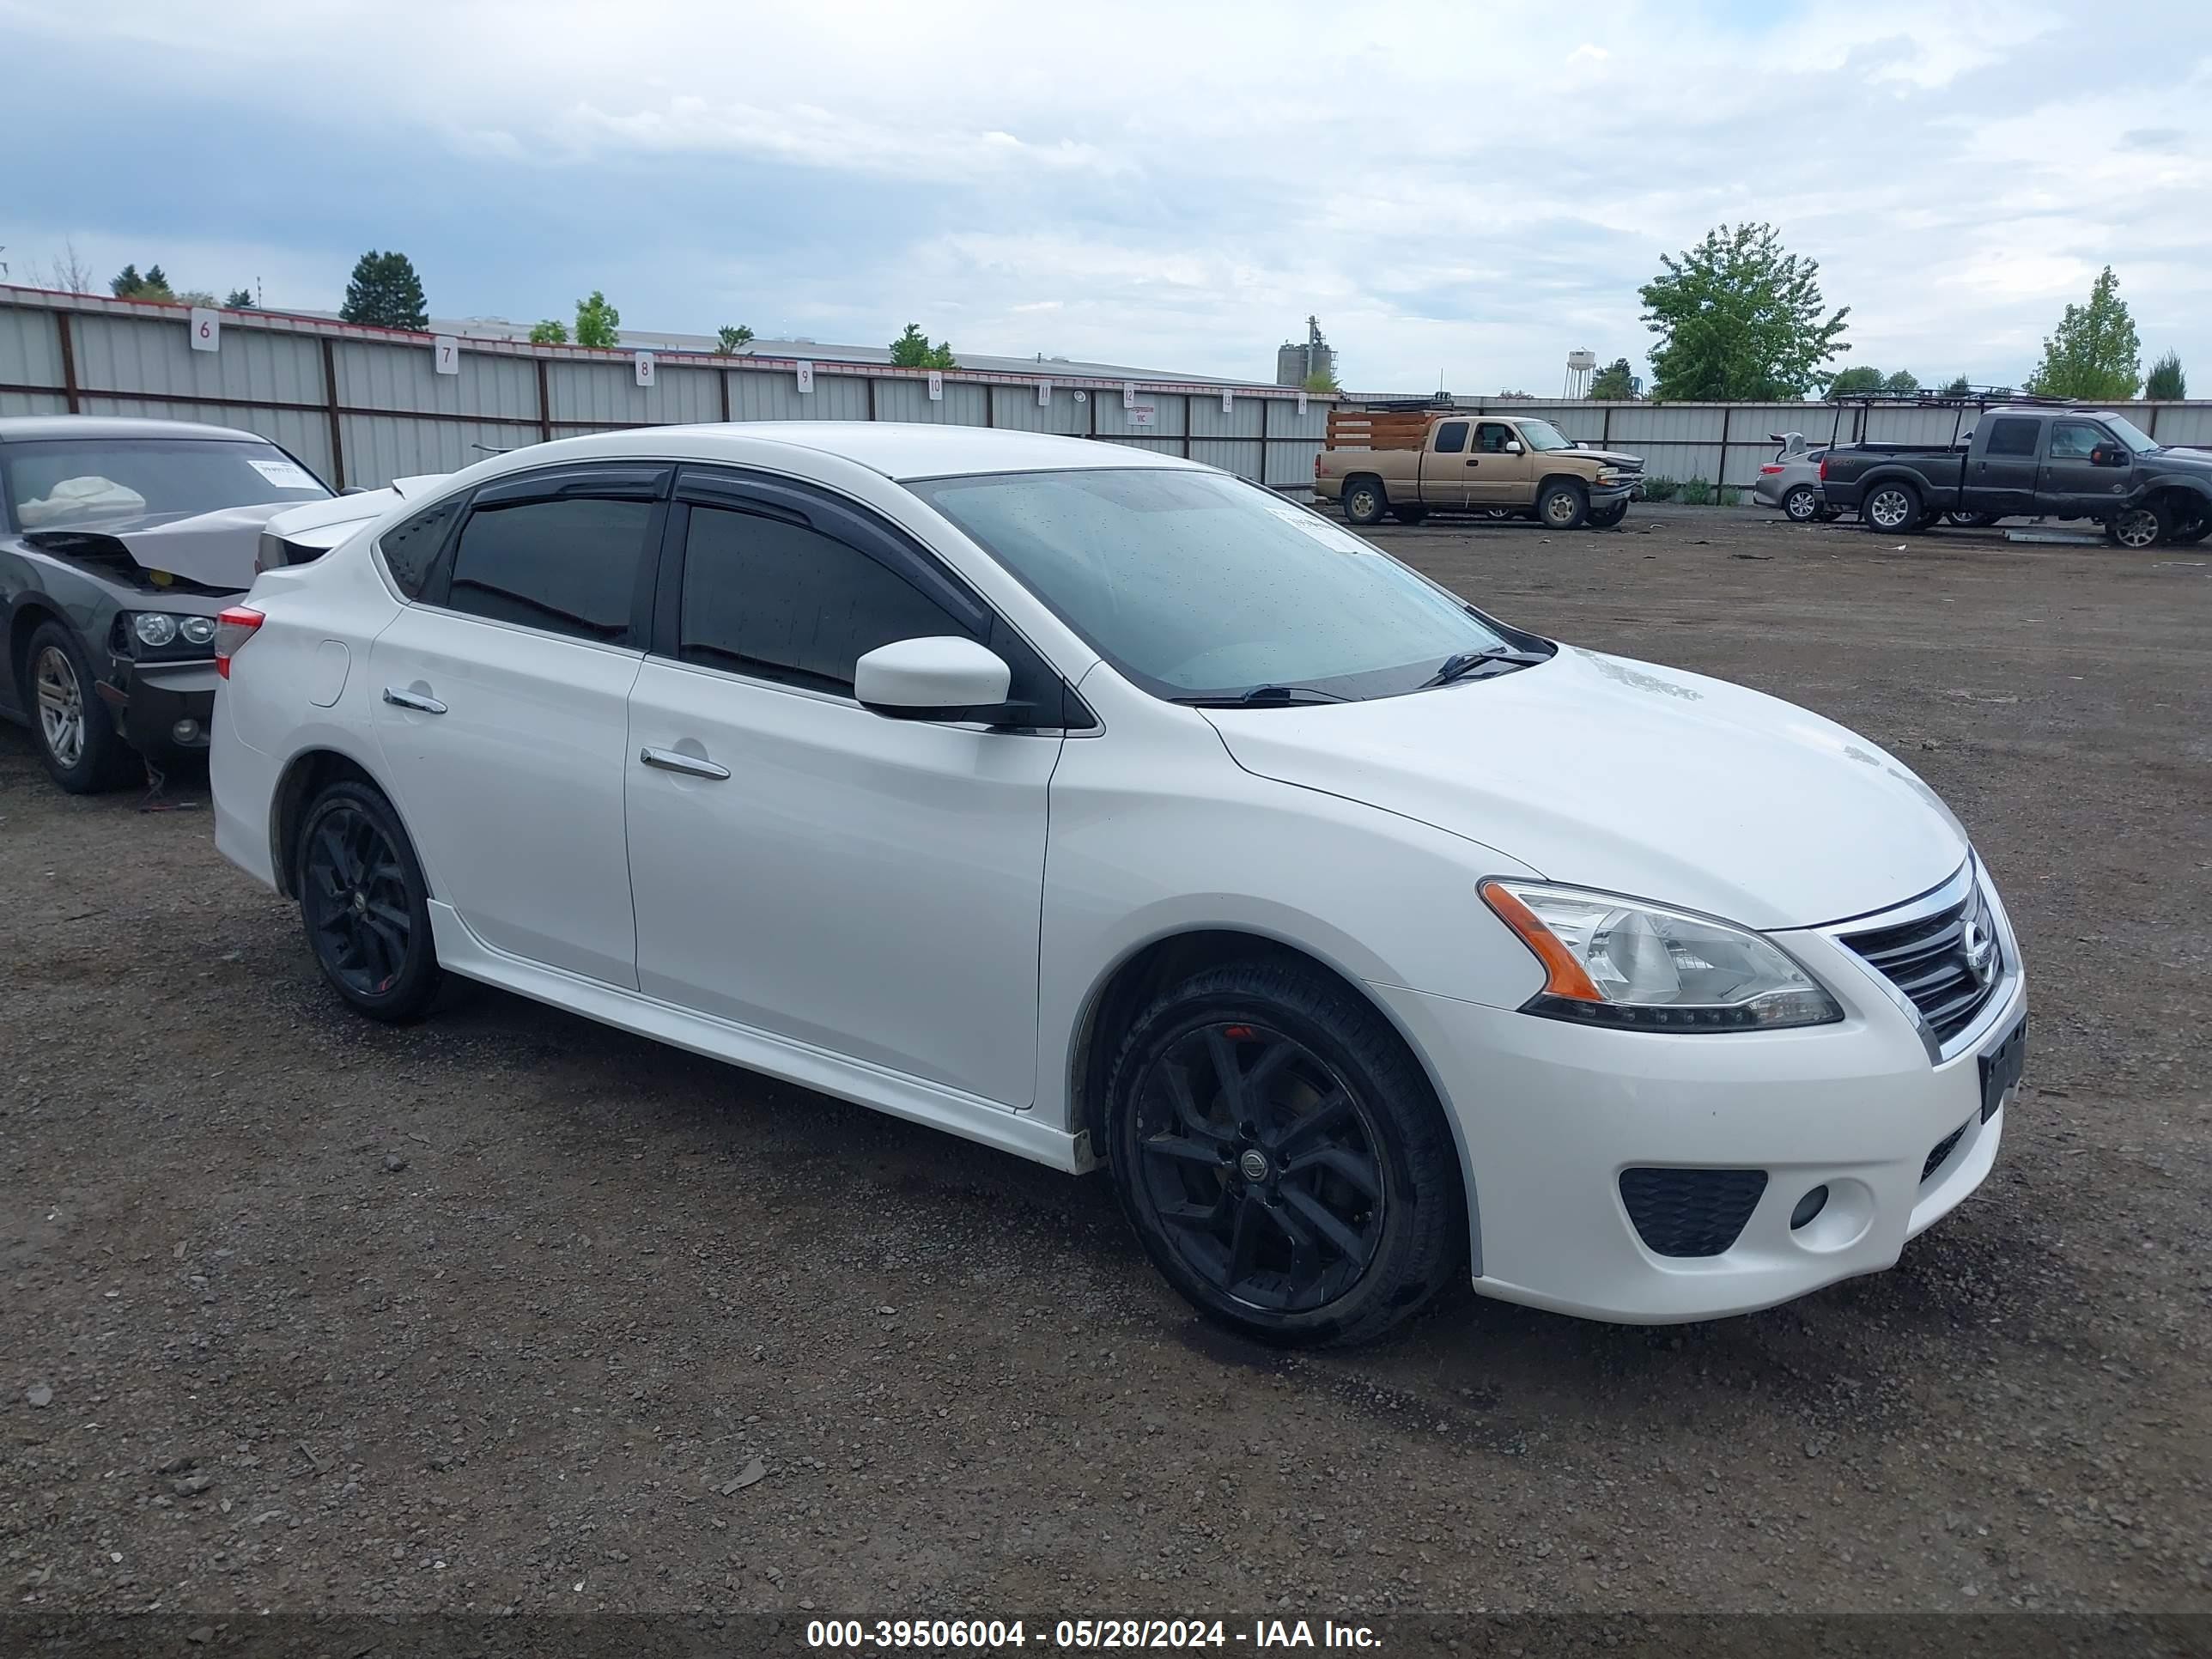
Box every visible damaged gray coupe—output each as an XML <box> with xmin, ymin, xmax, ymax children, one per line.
<box><xmin>0</xmin><ymin>417</ymin><xmax>335</xmax><ymax>792</ymax></box>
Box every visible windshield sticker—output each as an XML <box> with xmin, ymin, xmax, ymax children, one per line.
<box><xmin>246</xmin><ymin>458</ymin><xmax>321</xmax><ymax>492</ymax></box>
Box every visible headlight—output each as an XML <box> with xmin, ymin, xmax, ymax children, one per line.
<box><xmin>1480</xmin><ymin>879</ymin><xmax>1842</xmax><ymax>1031</ymax></box>
<box><xmin>133</xmin><ymin>612</ymin><xmax>179</xmax><ymax>647</ymax></box>
<box><xmin>179</xmin><ymin>616</ymin><xmax>216</xmax><ymax>646</ymax></box>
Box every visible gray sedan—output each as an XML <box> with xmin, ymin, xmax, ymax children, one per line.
<box><xmin>0</xmin><ymin>416</ymin><xmax>330</xmax><ymax>791</ymax></box>
<box><xmin>1753</xmin><ymin>432</ymin><xmax>1837</xmax><ymax>523</ymax></box>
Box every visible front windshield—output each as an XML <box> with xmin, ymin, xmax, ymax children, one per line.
<box><xmin>2102</xmin><ymin>415</ymin><xmax>2160</xmax><ymax>454</ymax></box>
<box><xmin>1516</xmin><ymin>419</ymin><xmax>1574</xmax><ymax>452</ymax></box>
<box><xmin>3</xmin><ymin>438</ymin><xmax>329</xmax><ymax>531</ymax></box>
<box><xmin>908</xmin><ymin>468</ymin><xmax>1534</xmax><ymax>703</ymax></box>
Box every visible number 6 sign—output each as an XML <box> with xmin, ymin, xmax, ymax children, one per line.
<box><xmin>188</xmin><ymin>307</ymin><xmax>221</xmax><ymax>354</ymax></box>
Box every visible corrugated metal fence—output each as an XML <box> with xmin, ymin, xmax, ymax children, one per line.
<box><xmin>1436</xmin><ymin>398</ymin><xmax>2212</xmax><ymax>489</ymax></box>
<box><xmin>0</xmin><ymin>288</ymin><xmax>1334</xmax><ymax>493</ymax></box>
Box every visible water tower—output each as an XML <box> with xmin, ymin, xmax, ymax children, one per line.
<box><xmin>1565</xmin><ymin>349</ymin><xmax>1598</xmax><ymax>398</ymax></box>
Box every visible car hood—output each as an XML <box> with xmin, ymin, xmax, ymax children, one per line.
<box><xmin>21</xmin><ymin>503</ymin><xmax>293</xmax><ymax>592</ymax></box>
<box><xmin>1570</xmin><ymin>447</ymin><xmax>1644</xmax><ymax>470</ymax></box>
<box><xmin>1201</xmin><ymin>647</ymin><xmax>1969</xmax><ymax>931</ymax></box>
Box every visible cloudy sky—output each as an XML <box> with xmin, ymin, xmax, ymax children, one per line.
<box><xmin>3</xmin><ymin>0</ymin><xmax>2207</xmax><ymax>393</ymax></box>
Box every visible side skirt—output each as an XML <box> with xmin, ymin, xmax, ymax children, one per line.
<box><xmin>426</xmin><ymin>901</ymin><xmax>1089</xmax><ymax>1174</ymax></box>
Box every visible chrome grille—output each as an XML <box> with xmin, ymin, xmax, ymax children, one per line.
<box><xmin>1841</xmin><ymin>877</ymin><xmax>2002</xmax><ymax>1046</ymax></box>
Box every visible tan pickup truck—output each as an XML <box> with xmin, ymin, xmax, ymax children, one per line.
<box><xmin>1315</xmin><ymin>409</ymin><xmax>1641</xmax><ymax>530</ymax></box>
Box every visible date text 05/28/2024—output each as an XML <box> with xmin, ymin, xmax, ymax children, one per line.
<box><xmin>805</xmin><ymin>1618</ymin><xmax>1381</xmax><ymax>1649</ymax></box>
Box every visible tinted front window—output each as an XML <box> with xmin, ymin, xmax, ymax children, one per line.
<box><xmin>679</xmin><ymin>505</ymin><xmax>975</xmax><ymax>694</ymax></box>
<box><xmin>1983</xmin><ymin>418</ymin><xmax>2038</xmax><ymax>457</ymax></box>
<box><xmin>379</xmin><ymin>498</ymin><xmax>462</xmax><ymax>599</ymax></box>
<box><xmin>2049</xmin><ymin>422</ymin><xmax>2105</xmax><ymax>460</ymax></box>
<box><xmin>908</xmin><ymin>468</ymin><xmax>1524</xmax><ymax>703</ymax></box>
<box><xmin>3</xmin><ymin>438</ymin><xmax>328</xmax><ymax>530</ymax></box>
<box><xmin>445</xmin><ymin>497</ymin><xmax>651</xmax><ymax>645</ymax></box>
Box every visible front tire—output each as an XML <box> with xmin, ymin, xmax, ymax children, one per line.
<box><xmin>1587</xmin><ymin>499</ymin><xmax>1628</xmax><ymax>529</ymax></box>
<box><xmin>1389</xmin><ymin>503</ymin><xmax>1429</xmax><ymax>526</ymax></box>
<box><xmin>24</xmin><ymin>621</ymin><xmax>137</xmax><ymax>794</ymax></box>
<box><xmin>2169</xmin><ymin>512</ymin><xmax>2210</xmax><ymax>545</ymax></box>
<box><xmin>296</xmin><ymin>780</ymin><xmax>444</xmax><ymax>1023</ymax></box>
<box><xmin>2107</xmin><ymin>501</ymin><xmax>2169</xmax><ymax>550</ymax></box>
<box><xmin>1537</xmin><ymin>481</ymin><xmax>1589</xmax><ymax>531</ymax></box>
<box><xmin>1342</xmin><ymin>477</ymin><xmax>1388</xmax><ymax>526</ymax></box>
<box><xmin>1105</xmin><ymin>960</ymin><xmax>1465</xmax><ymax>1348</ymax></box>
<box><xmin>1863</xmin><ymin>481</ymin><xmax>1923</xmax><ymax>533</ymax></box>
<box><xmin>1783</xmin><ymin>484</ymin><xmax>1821</xmax><ymax>523</ymax></box>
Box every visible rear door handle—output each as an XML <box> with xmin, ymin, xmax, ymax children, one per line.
<box><xmin>640</xmin><ymin>745</ymin><xmax>731</xmax><ymax>781</ymax></box>
<box><xmin>382</xmin><ymin>687</ymin><xmax>447</xmax><ymax>714</ymax></box>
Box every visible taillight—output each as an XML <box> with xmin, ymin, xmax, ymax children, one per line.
<box><xmin>1313</xmin><ymin>453</ymin><xmax>1322</xmax><ymax>477</ymax></box>
<box><xmin>213</xmin><ymin>606</ymin><xmax>264</xmax><ymax>679</ymax></box>
<box><xmin>1818</xmin><ymin>459</ymin><xmax>1829</xmax><ymax>481</ymax></box>
<box><xmin>1759</xmin><ymin>465</ymin><xmax>1784</xmax><ymax>475</ymax></box>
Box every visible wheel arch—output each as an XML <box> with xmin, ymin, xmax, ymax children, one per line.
<box><xmin>1537</xmin><ymin>471</ymin><xmax>1590</xmax><ymax>498</ymax></box>
<box><xmin>268</xmin><ymin>744</ymin><xmax>428</xmax><ymax>902</ymax></box>
<box><xmin>1064</xmin><ymin>924</ymin><xmax>1483</xmax><ymax>1273</ymax></box>
<box><xmin>1340</xmin><ymin>470</ymin><xmax>1387</xmax><ymax>500</ymax></box>
<box><xmin>6</xmin><ymin>594</ymin><xmax>74</xmax><ymax>702</ymax></box>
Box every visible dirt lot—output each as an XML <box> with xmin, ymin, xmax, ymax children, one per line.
<box><xmin>3</xmin><ymin>503</ymin><xmax>2209</xmax><ymax>1629</ymax></box>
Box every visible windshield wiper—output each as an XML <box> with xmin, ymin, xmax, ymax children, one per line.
<box><xmin>1419</xmin><ymin>646</ymin><xmax>1544</xmax><ymax>689</ymax></box>
<box><xmin>1173</xmin><ymin>684</ymin><xmax>1352</xmax><ymax>708</ymax></box>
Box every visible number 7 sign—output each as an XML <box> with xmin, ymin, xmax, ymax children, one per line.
<box><xmin>433</xmin><ymin>336</ymin><xmax>459</xmax><ymax>375</ymax></box>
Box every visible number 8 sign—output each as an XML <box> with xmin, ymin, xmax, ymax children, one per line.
<box><xmin>188</xmin><ymin>307</ymin><xmax>221</xmax><ymax>354</ymax></box>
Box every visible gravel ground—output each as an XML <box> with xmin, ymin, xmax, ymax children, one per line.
<box><xmin>2</xmin><ymin>503</ymin><xmax>2208</xmax><ymax>1628</ymax></box>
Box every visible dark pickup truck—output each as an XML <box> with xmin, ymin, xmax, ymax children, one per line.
<box><xmin>1820</xmin><ymin>405</ymin><xmax>2212</xmax><ymax>548</ymax></box>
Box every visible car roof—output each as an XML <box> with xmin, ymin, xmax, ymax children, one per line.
<box><xmin>0</xmin><ymin>415</ymin><xmax>273</xmax><ymax>445</ymax></box>
<box><xmin>551</xmin><ymin>422</ymin><xmax>1209</xmax><ymax>483</ymax></box>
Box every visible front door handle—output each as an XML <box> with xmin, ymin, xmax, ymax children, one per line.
<box><xmin>382</xmin><ymin>687</ymin><xmax>447</xmax><ymax>714</ymax></box>
<box><xmin>1465</xmin><ymin>459</ymin><xmax>1480</xmax><ymax>466</ymax></box>
<box><xmin>640</xmin><ymin>745</ymin><xmax>731</xmax><ymax>781</ymax></box>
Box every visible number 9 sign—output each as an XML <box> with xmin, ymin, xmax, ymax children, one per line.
<box><xmin>189</xmin><ymin>307</ymin><xmax>221</xmax><ymax>354</ymax></box>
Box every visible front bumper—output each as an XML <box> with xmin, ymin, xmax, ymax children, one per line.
<box><xmin>95</xmin><ymin>659</ymin><xmax>219</xmax><ymax>755</ymax></box>
<box><xmin>1370</xmin><ymin>896</ymin><xmax>2026</xmax><ymax>1324</ymax></box>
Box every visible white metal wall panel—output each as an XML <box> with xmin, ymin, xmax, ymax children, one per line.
<box><xmin>1096</xmin><ymin>394</ymin><xmax>1186</xmax><ymax>438</ymax></box>
<box><xmin>72</xmin><ymin>312</ymin><xmax>324</xmax><ymax>408</ymax></box>
<box><xmin>1</xmin><ymin>390</ymin><xmax>69</xmax><ymax>417</ymax></box>
<box><xmin>2147</xmin><ymin>404</ymin><xmax>2212</xmax><ymax>446</ymax></box>
<box><xmin>335</xmin><ymin>339</ymin><xmax>537</xmax><ymax>420</ymax></box>
<box><xmin>544</xmin><ymin>360</ymin><xmax>720</xmax><ymax>427</ymax></box>
<box><xmin>1267</xmin><ymin>441</ymin><xmax>1323</xmax><ymax>490</ymax></box>
<box><xmin>77</xmin><ymin>397</ymin><xmax>334</xmax><ymax>482</ymax></box>
<box><xmin>0</xmin><ymin>307</ymin><xmax>63</xmax><ymax>389</ymax></box>
<box><xmin>1189</xmin><ymin>397</ymin><xmax>1265</xmax><ymax>440</ymax></box>
<box><xmin>872</xmin><ymin>377</ymin><xmax>990</xmax><ymax>427</ymax></box>
<box><xmin>338</xmin><ymin>414</ymin><xmax>539</xmax><ymax>489</ymax></box>
<box><xmin>731</xmin><ymin>368</ymin><xmax>869</xmax><ymax>422</ymax></box>
<box><xmin>1190</xmin><ymin>439</ymin><xmax>1263</xmax><ymax>478</ymax></box>
<box><xmin>986</xmin><ymin>385</ymin><xmax>1089</xmax><ymax>435</ymax></box>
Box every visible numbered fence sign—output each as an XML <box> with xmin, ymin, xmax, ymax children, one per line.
<box><xmin>635</xmin><ymin>351</ymin><xmax>656</xmax><ymax>388</ymax></box>
<box><xmin>1297</xmin><ymin>391</ymin><xmax>1309</xmax><ymax>416</ymax></box>
<box><xmin>1127</xmin><ymin>403</ymin><xmax>1158</xmax><ymax>428</ymax></box>
<box><xmin>433</xmin><ymin>336</ymin><xmax>460</xmax><ymax>375</ymax></box>
<box><xmin>188</xmin><ymin>307</ymin><xmax>221</xmax><ymax>354</ymax></box>
<box><xmin>795</xmin><ymin>361</ymin><xmax>814</xmax><ymax>394</ymax></box>
<box><xmin>1121</xmin><ymin>381</ymin><xmax>1138</xmax><ymax>410</ymax></box>
<box><xmin>927</xmin><ymin>371</ymin><xmax>943</xmax><ymax>402</ymax></box>
<box><xmin>1036</xmin><ymin>380</ymin><xmax>1051</xmax><ymax>407</ymax></box>
<box><xmin>1221</xmin><ymin>390</ymin><xmax>1234</xmax><ymax>414</ymax></box>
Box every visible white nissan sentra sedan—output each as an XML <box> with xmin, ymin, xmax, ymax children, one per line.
<box><xmin>210</xmin><ymin>423</ymin><xmax>2026</xmax><ymax>1346</ymax></box>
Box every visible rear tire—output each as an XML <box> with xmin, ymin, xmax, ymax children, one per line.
<box><xmin>1342</xmin><ymin>477</ymin><xmax>1388</xmax><ymax>526</ymax></box>
<box><xmin>1389</xmin><ymin>503</ymin><xmax>1429</xmax><ymax>526</ymax></box>
<box><xmin>1863</xmin><ymin>481</ymin><xmax>1923</xmax><ymax>533</ymax></box>
<box><xmin>24</xmin><ymin>621</ymin><xmax>138</xmax><ymax>794</ymax></box>
<box><xmin>2169</xmin><ymin>512</ymin><xmax>2210</xmax><ymax>545</ymax></box>
<box><xmin>1782</xmin><ymin>484</ymin><xmax>1821</xmax><ymax>523</ymax></box>
<box><xmin>1537</xmin><ymin>481</ymin><xmax>1589</xmax><ymax>532</ymax></box>
<box><xmin>1104</xmin><ymin>960</ymin><xmax>1466</xmax><ymax>1348</ymax></box>
<box><xmin>1947</xmin><ymin>509</ymin><xmax>2002</xmax><ymax>528</ymax></box>
<box><xmin>296</xmin><ymin>780</ymin><xmax>444</xmax><ymax>1023</ymax></box>
<box><xmin>1587</xmin><ymin>499</ymin><xmax>1628</xmax><ymax>529</ymax></box>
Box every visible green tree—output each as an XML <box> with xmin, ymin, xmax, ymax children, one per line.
<box><xmin>110</xmin><ymin>263</ymin><xmax>176</xmax><ymax>301</ymax></box>
<box><xmin>529</xmin><ymin>319</ymin><xmax>568</xmax><ymax>344</ymax></box>
<box><xmin>574</xmin><ymin>291</ymin><xmax>621</xmax><ymax>349</ymax></box>
<box><xmin>1586</xmin><ymin>356</ymin><xmax>1636</xmax><ymax>400</ymax></box>
<box><xmin>715</xmin><ymin>324</ymin><xmax>755</xmax><ymax>356</ymax></box>
<box><xmin>175</xmin><ymin>289</ymin><xmax>218</xmax><ymax>307</ymax></box>
<box><xmin>1826</xmin><ymin>366</ymin><xmax>1885</xmax><ymax>397</ymax></box>
<box><xmin>889</xmin><ymin>322</ymin><xmax>956</xmax><ymax>369</ymax></box>
<box><xmin>1942</xmin><ymin>374</ymin><xmax>1972</xmax><ymax>397</ymax></box>
<box><xmin>1883</xmin><ymin>369</ymin><xmax>1920</xmax><ymax>393</ymax></box>
<box><xmin>2145</xmin><ymin>351</ymin><xmax>2186</xmax><ymax>400</ymax></box>
<box><xmin>224</xmin><ymin>287</ymin><xmax>255</xmax><ymax>309</ymax></box>
<box><xmin>1303</xmin><ymin>364</ymin><xmax>1340</xmax><ymax>394</ymax></box>
<box><xmin>2025</xmin><ymin>266</ymin><xmax>2139</xmax><ymax>399</ymax></box>
<box><xmin>1639</xmin><ymin>222</ymin><xmax>1850</xmax><ymax>400</ymax></box>
<box><xmin>340</xmin><ymin>250</ymin><xmax>429</xmax><ymax>331</ymax></box>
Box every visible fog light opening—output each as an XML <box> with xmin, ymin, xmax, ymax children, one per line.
<box><xmin>1790</xmin><ymin>1185</ymin><xmax>1829</xmax><ymax>1231</ymax></box>
<box><xmin>171</xmin><ymin>718</ymin><xmax>202</xmax><ymax>744</ymax></box>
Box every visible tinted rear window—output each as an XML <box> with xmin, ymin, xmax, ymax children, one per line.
<box><xmin>1983</xmin><ymin>418</ymin><xmax>2039</xmax><ymax>458</ymax></box>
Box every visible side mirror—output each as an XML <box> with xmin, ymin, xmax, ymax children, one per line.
<box><xmin>1504</xmin><ymin>440</ymin><xmax>1524</xmax><ymax>455</ymax></box>
<box><xmin>854</xmin><ymin>636</ymin><xmax>1012</xmax><ymax>722</ymax></box>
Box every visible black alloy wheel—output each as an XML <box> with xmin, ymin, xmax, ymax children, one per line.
<box><xmin>1106</xmin><ymin>961</ymin><xmax>1463</xmax><ymax>1347</ymax></box>
<box><xmin>298</xmin><ymin>781</ymin><xmax>443</xmax><ymax>1020</ymax></box>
